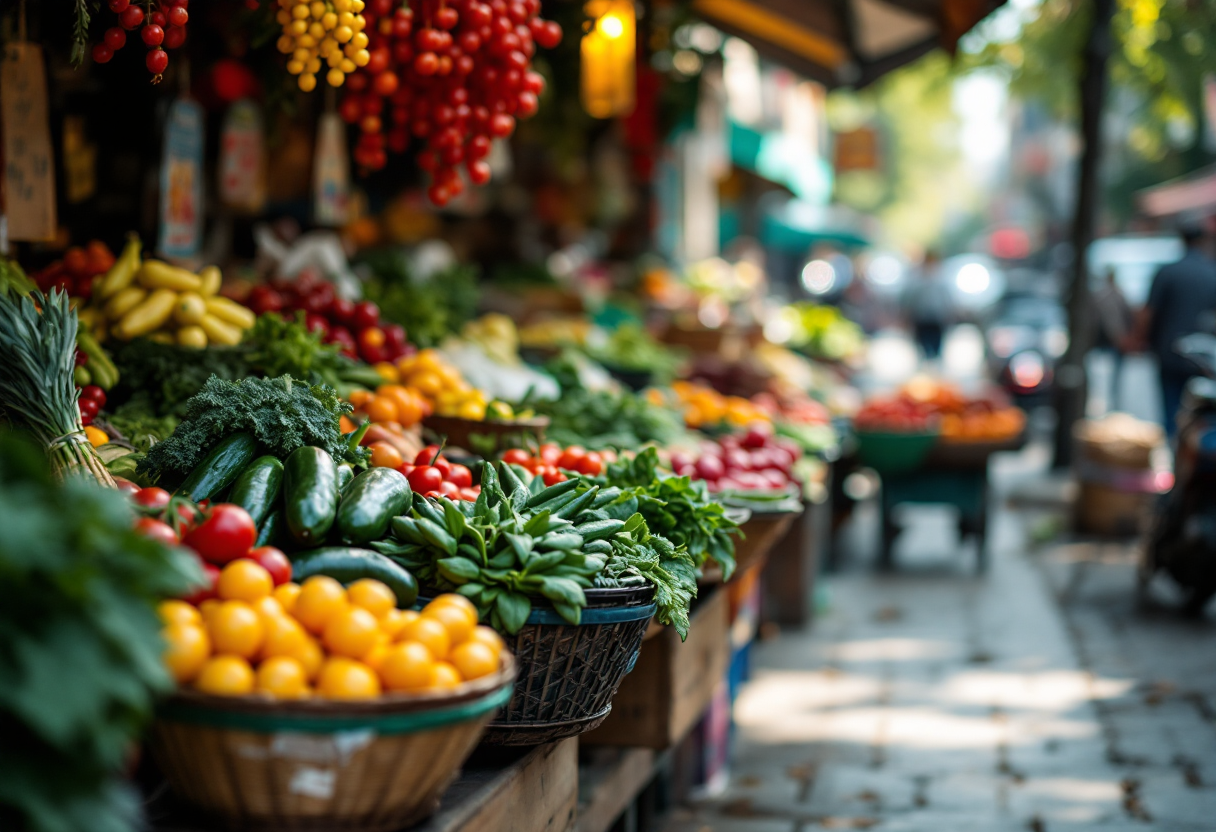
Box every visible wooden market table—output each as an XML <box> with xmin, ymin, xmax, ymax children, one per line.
<box><xmin>877</xmin><ymin>436</ymin><xmax>1026</xmax><ymax>573</ymax></box>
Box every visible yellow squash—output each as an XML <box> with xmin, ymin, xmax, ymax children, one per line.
<box><xmin>198</xmin><ymin>265</ymin><xmax>222</xmax><ymax>296</ymax></box>
<box><xmin>138</xmin><ymin>260</ymin><xmax>202</xmax><ymax>292</ymax></box>
<box><xmin>199</xmin><ymin>314</ymin><xmax>243</xmax><ymax>346</ymax></box>
<box><xmin>173</xmin><ymin>292</ymin><xmax>207</xmax><ymax>326</ymax></box>
<box><xmin>115</xmin><ymin>288</ymin><xmax>177</xmax><ymax>339</ymax></box>
<box><xmin>176</xmin><ymin>325</ymin><xmax>209</xmax><ymax>349</ymax></box>
<box><xmin>96</xmin><ymin>234</ymin><xmax>142</xmax><ymax>300</ymax></box>
<box><xmin>104</xmin><ymin>286</ymin><xmax>147</xmax><ymax>320</ymax></box>
<box><xmin>204</xmin><ymin>296</ymin><xmax>256</xmax><ymax>329</ymax></box>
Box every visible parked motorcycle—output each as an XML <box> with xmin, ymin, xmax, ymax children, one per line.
<box><xmin>1141</xmin><ymin>333</ymin><xmax>1216</xmax><ymax>616</ymax></box>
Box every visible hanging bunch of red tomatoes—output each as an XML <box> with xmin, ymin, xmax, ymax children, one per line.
<box><xmin>91</xmin><ymin>0</ymin><xmax>190</xmax><ymax>83</ymax></box>
<box><xmin>338</xmin><ymin>0</ymin><xmax>561</xmax><ymax>205</ymax></box>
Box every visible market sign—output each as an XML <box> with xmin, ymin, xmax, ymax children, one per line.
<box><xmin>159</xmin><ymin>98</ymin><xmax>204</xmax><ymax>260</ymax></box>
<box><xmin>1</xmin><ymin>43</ymin><xmax>57</xmax><ymax>241</ymax></box>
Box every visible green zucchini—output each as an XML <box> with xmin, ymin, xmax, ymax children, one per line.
<box><xmin>228</xmin><ymin>456</ymin><xmax>284</xmax><ymax>528</ymax></box>
<box><xmin>284</xmin><ymin>445</ymin><xmax>339</xmax><ymax>546</ymax></box>
<box><xmin>177</xmin><ymin>432</ymin><xmax>257</xmax><ymax>502</ymax></box>
<box><xmin>337</xmin><ymin>463</ymin><xmax>355</xmax><ymax>492</ymax></box>
<box><xmin>335</xmin><ymin>467</ymin><xmax>412</xmax><ymax>545</ymax></box>
<box><xmin>289</xmin><ymin>547</ymin><xmax>419</xmax><ymax>608</ymax></box>
<box><xmin>256</xmin><ymin>508</ymin><xmax>285</xmax><ymax>548</ymax></box>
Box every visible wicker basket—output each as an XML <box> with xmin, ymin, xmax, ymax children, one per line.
<box><xmin>479</xmin><ymin>584</ymin><xmax>657</xmax><ymax>746</ymax></box>
<box><xmin>149</xmin><ymin>656</ymin><xmax>515</xmax><ymax>832</ymax></box>
<box><xmin>422</xmin><ymin>414</ymin><xmax>549</xmax><ymax>455</ymax></box>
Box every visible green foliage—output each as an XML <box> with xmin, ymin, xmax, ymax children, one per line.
<box><xmin>376</xmin><ymin>462</ymin><xmax>698</xmax><ymax>638</ymax></box>
<box><xmin>137</xmin><ymin>375</ymin><xmax>358</xmax><ymax>481</ymax></box>
<box><xmin>358</xmin><ymin>251</ymin><xmax>479</xmax><ymax>349</ymax></box>
<box><xmin>522</xmin><ymin>354</ymin><xmax>686</xmax><ymax>450</ymax></box>
<box><xmin>0</xmin><ymin>430</ymin><xmax>201</xmax><ymax>832</ymax></box>
<box><xmin>586</xmin><ymin>323</ymin><xmax>685</xmax><ymax>383</ymax></box>
<box><xmin>593</xmin><ymin>448</ymin><xmax>739</xmax><ymax>579</ymax></box>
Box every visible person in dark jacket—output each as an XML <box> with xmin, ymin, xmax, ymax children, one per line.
<box><xmin>1129</xmin><ymin>224</ymin><xmax>1216</xmax><ymax>437</ymax></box>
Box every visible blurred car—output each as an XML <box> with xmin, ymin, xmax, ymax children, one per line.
<box><xmin>984</xmin><ymin>291</ymin><xmax>1068</xmax><ymax>404</ymax></box>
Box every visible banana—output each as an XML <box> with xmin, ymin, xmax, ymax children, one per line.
<box><xmin>96</xmin><ymin>234</ymin><xmax>141</xmax><ymax>300</ymax></box>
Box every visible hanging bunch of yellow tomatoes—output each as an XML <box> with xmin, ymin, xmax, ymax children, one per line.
<box><xmin>275</xmin><ymin>0</ymin><xmax>373</xmax><ymax>91</ymax></box>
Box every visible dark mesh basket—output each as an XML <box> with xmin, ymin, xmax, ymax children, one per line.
<box><xmin>482</xmin><ymin>584</ymin><xmax>657</xmax><ymax>746</ymax></box>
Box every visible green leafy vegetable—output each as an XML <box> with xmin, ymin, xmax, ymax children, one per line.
<box><xmin>358</xmin><ymin>251</ymin><xmax>479</xmax><ymax>348</ymax></box>
<box><xmin>586</xmin><ymin>323</ymin><xmax>685</xmax><ymax>383</ymax></box>
<box><xmin>0</xmin><ymin>430</ymin><xmax>201</xmax><ymax>832</ymax></box>
<box><xmin>137</xmin><ymin>375</ymin><xmax>360</xmax><ymax>482</ymax></box>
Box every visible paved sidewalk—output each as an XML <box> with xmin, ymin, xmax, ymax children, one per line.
<box><xmin>666</xmin><ymin>447</ymin><xmax>1216</xmax><ymax>832</ymax></box>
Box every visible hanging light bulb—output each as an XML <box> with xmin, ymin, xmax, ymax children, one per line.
<box><xmin>581</xmin><ymin>0</ymin><xmax>636</xmax><ymax>118</ymax></box>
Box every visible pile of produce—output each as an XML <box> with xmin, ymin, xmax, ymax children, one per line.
<box><xmin>28</xmin><ymin>239</ymin><xmax>115</xmax><ymax>299</ymax></box>
<box><xmin>80</xmin><ymin>0</ymin><xmax>191</xmax><ymax>80</ymax></box>
<box><xmin>501</xmin><ymin>443</ymin><xmax>608</xmax><ymax>483</ymax></box>
<box><xmin>243</xmin><ymin>272</ymin><xmax>410</xmax><ymax>364</ymax></box>
<box><xmin>781</xmin><ymin>302</ymin><xmax>866</xmax><ymax>361</ymax></box>
<box><xmin>671</xmin><ymin>424</ymin><xmax>802</xmax><ymax>496</ymax></box>
<box><xmin>662</xmin><ymin>381</ymin><xmax>771</xmax><ymax>430</ymax></box>
<box><xmin>0</xmin><ymin>432</ymin><xmax>199</xmax><ymax>832</ymax></box>
<box><xmin>586</xmin><ymin>323</ymin><xmax>685</xmax><ymax>383</ymax></box>
<box><xmin>273</xmin><ymin>0</ymin><xmax>370</xmax><ymax>92</ymax></box>
<box><xmin>854</xmin><ymin>395</ymin><xmax>939</xmax><ymax>433</ymax></box>
<box><xmin>82</xmin><ymin>237</ymin><xmax>255</xmax><ymax>348</ymax></box>
<box><xmin>376</xmin><ymin>461</ymin><xmax>700</xmax><ymax>637</ymax></box>
<box><xmin>856</xmin><ymin>381</ymin><xmax>1024</xmax><ymax>441</ymax></box>
<box><xmin>358</xmin><ymin>253</ymin><xmax>479</xmax><ymax>350</ymax></box>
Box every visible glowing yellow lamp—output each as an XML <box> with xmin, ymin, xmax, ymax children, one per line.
<box><xmin>581</xmin><ymin>0</ymin><xmax>636</xmax><ymax>118</ymax></box>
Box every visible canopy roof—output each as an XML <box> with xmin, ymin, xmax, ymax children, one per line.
<box><xmin>690</xmin><ymin>0</ymin><xmax>1004</xmax><ymax>88</ymax></box>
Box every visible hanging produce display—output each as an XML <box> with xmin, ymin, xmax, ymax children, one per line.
<box><xmin>85</xmin><ymin>0</ymin><xmax>191</xmax><ymax>82</ymax></box>
<box><xmin>337</xmin><ymin>0</ymin><xmax>562</xmax><ymax>202</ymax></box>
<box><xmin>273</xmin><ymin>0</ymin><xmax>372</xmax><ymax>91</ymax></box>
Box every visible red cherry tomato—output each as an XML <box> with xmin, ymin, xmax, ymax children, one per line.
<box><xmin>80</xmin><ymin>384</ymin><xmax>107</xmax><ymax>404</ymax></box>
<box><xmin>183</xmin><ymin>561</ymin><xmax>220</xmax><ymax>606</ymax></box>
<box><xmin>447</xmin><ymin>464</ymin><xmax>473</xmax><ymax>488</ymax></box>
<box><xmin>397</xmin><ymin>462</ymin><xmax>416</xmax><ymax>477</ymax></box>
<box><xmin>501</xmin><ymin>449</ymin><xmax>530</xmax><ymax>466</ymax></box>
<box><xmin>458</xmin><ymin>487</ymin><xmax>480</xmax><ymax>501</ymax></box>
<box><xmin>132</xmin><ymin>487</ymin><xmax>172</xmax><ymax>510</ymax></box>
<box><xmin>112</xmin><ymin>477</ymin><xmax>141</xmax><ymax>496</ymax></box>
<box><xmin>557</xmin><ymin>446</ymin><xmax>586</xmax><ymax>470</ymax></box>
<box><xmin>250</xmin><ymin>547</ymin><xmax>292</xmax><ymax>586</ymax></box>
<box><xmin>352</xmin><ymin>300</ymin><xmax>380</xmax><ymax>330</ymax></box>
<box><xmin>408</xmin><ymin>466</ymin><xmax>444</xmax><ymax>494</ymax></box>
<box><xmin>438</xmin><ymin>480</ymin><xmax>460</xmax><ymax>497</ymax></box>
<box><xmin>135</xmin><ymin>517</ymin><xmax>179</xmax><ymax>545</ymax></box>
<box><xmin>538</xmin><ymin>443</ymin><xmax>562</xmax><ymax>465</ymax></box>
<box><xmin>423</xmin><ymin>490</ymin><xmax>443</xmax><ymax>499</ymax></box>
<box><xmin>182</xmin><ymin>504</ymin><xmax>257</xmax><ymax>565</ymax></box>
<box><xmin>78</xmin><ymin>398</ymin><xmax>100</xmax><ymax>419</ymax></box>
<box><xmin>414</xmin><ymin>445</ymin><xmax>443</xmax><ymax>466</ymax></box>
<box><xmin>542</xmin><ymin>467</ymin><xmax>567</xmax><ymax>486</ymax></box>
<box><xmin>574</xmin><ymin>451</ymin><xmax>604</xmax><ymax>476</ymax></box>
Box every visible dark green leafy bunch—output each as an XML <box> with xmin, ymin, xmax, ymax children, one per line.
<box><xmin>0</xmin><ymin>431</ymin><xmax>201</xmax><ymax>832</ymax></box>
<box><xmin>137</xmin><ymin>375</ymin><xmax>360</xmax><ymax>482</ymax></box>
<box><xmin>358</xmin><ymin>251</ymin><xmax>479</xmax><ymax>349</ymax></box>
<box><xmin>373</xmin><ymin>462</ymin><xmax>698</xmax><ymax>638</ymax></box>
<box><xmin>593</xmin><ymin>448</ymin><xmax>739</xmax><ymax>580</ymax></box>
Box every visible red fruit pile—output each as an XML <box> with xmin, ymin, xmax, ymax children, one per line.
<box><xmin>77</xmin><ymin>384</ymin><xmax>107</xmax><ymax>427</ymax></box>
<box><xmin>400</xmin><ymin>445</ymin><xmax>480</xmax><ymax>501</ymax></box>
<box><xmin>854</xmin><ymin>396</ymin><xmax>938</xmax><ymax>433</ymax></box>
<box><xmin>243</xmin><ymin>270</ymin><xmax>412</xmax><ymax>364</ymax></box>
<box><xmin>673</xmin><ymin>425</ymin><xmax>801</xmax><ymax>493</ymax></box>
<box><xmin>31</xmin><ymin>241</ymin><xmax>116</xmax><ymax>301</ymax></box>
<box><xmin>339</xmin><ymin>0</ymin><xmax>561</xmax><ymax>204</ymax></box>
<box><xmin>501</xmin><ymin>443</ymin><xmax>609</xmax><ymax>485</ymax></box>
<box><xmin>130</xmin><ymin>489</ymin><xmax>292</xmax><ymax>604</ymax></box>
<box><xmin>91</xmin><ymin>0</ymin><xmax>190</xmax><ymax>83</ymax></box>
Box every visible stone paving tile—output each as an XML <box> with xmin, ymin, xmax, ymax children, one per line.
<box><xmin>665</xmin><ymin>444</ymin><xmax>1216</xmax><ymax>832</ymax></box>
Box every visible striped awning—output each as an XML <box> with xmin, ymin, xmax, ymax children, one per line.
<box><xmin>691</xmin><ymin>0</ymin><xmax>1005</xmax><ymax>87</ymax></box>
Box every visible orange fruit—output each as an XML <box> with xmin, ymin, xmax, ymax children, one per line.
<box><xmin>348</xmin><ymin>389</ymin><xmax>374</xmax><ymax>409</ymax></box>
<box><xmin>255</xmin><ymin>656</ymin><xmax>310</xmax><ymax>699</ymax></box>
<box><xmin>252</xmin><ymin>596</ymin><xmax>285</xmax><ymax>621</ymax></box>
<box><xmin>273</xmin><ymin>582</ymin><xmax>301</xmax><ymax>614</ymax></box>
<box><xmin>361</xmin><ymin>632</ymin><xmax>392</xmax><ymax>672</ymax></box>
<box><xmin>348</xmin><ymin>579</ymin><xmax>397</xmax><ymax>619</ymax></box>
<box><xmin>159</xmin><ymin>599</ymin><xmax>202</xmax><ymax>627</ymax></box>
<box><xmin>431</xmin><ymin>662</ymin><xmax>462</xmax><ymax>689</ymax></box>
<box><xmin>365</xmin><ymin>395</ymin><xmax>399</xmax><ymax>423</ymax></box>
<box><xmin>427</xmin><ymin>593</ymin><xmax>478</xmax><ymax>619</ymax></box>
<box><xmin>369</xmin><ymin>441</ymin><xmax>404</xmax><ymax>469</ymax></box>
<box><xmin>450</xmin><ymin>641</ymin><xmax>498</xmax><ymax>681</ymax></box>
<box><xmin>379</xmin><ymin>641</ymin><xmax>437</xmax><ymax>691</ymax></box>
<box><xmin>457</xmin><ymin>400</ymin><xmax>486</xmax><ymax>420</ymax></box>
<box><xmin>379</xmin><ymin>608</ymin><xmax>416</xmax><ymax>640</ymax></box>
<box><xmin>198</xmin><ymin>598</ymin><xmax>222</xmax><ymax>626</ymax></box>
<box><xmin>208</xmin><ymin>601</ymin><xmax>264</xmax><ymax>659</ymax></box>
<box><xmin>163</xmin><ymin>623</ymin><xmax>211</xmax><ymax>683</ymax></box>
<box><xmin>467</xmin><ymin>625</ymin><xmax>505</xmax><ymax>654</ymax></box>
<box><xmin>293</xmin><ymin>576</ymin><xmax>348</xmax><ymax>635</ymax></box>
<box><xmin>217</xmin><ymin>560</ymin><xmax>273</xmax><ymax>603</ymax></box>
<box><xmin>194</xmin><ymin>655</ymin><xmax>255</xmax><ymax>696</ymax></box>
<box><xmin>322</xmin><ymin>606</ymin><xmax>381</xmax><ymax>659</ymax></box>
<box><xmin>422</xmin><ymin>600</ymin><xmax>476</xmax><ymax>646</ymax></box>
<box><xmin>316</xmin><ymin>658</ymin><xmax>382</xmax><ymax>700</ymax></box>
<box><xmin>400</xmin><ymin>615</ymin><xmax>451</xmax><ymax>661</ymax></box>
<box><xmin>409</xmin><ymin>371</ymin><xmax>444</xmax><ymax>398</ymax></box>
<box><xmin>261</xmin><ymin>613</ymin><xmax>309</xmax><ymax>660</ymax></box>
<box><xmin>290</xmin><ymin>635</ymin><xmax>325</xmax><ymax>682</ymax></box>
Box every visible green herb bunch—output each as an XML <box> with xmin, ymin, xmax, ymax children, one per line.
<box><xmin>359</xmin><ymin>251</ymin><xmax>479</xmax><ymax>349</ymax></box>
<box><xmin>137</xmin><ymin>375</ymin><xmax>360</xmax><ymax>482</ymax></box>
<box><xmin>592</xmin><ymin>448</ymin><xmax>739</xmax><ymax>579</ymax></box>
<box><xmin>0</xmin><ymin>431</ymin><xmax>201</xmax><ymax>832</ymax></box>
<box><xmin>373</xmin><ymin>461</ymin><xmax>698</xmax><ymax>638</ymax></box>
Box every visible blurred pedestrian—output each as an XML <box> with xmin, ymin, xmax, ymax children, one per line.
<box><xmin>1129</xmin><ymin>223</ymin><xmax>1216</xmax><ymax>437</ymax></box>
<box><xmin>1093</xmin><ymin>267</ymin><xmax>1133</xmax><ymax>411</ymax></box>
<box><xmin>903</xmin><ymin>251</ymin><xmax>953</xmax><ymax>361</ymax></box>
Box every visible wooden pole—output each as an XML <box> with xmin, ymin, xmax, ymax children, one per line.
<box><xmin>1053</xmin><ymin>0</ymin><xmax>1115</xmax><ymax>468</ymax></box>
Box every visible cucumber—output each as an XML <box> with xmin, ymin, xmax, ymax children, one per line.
<box><xmin>289</xmin><ymin>547</ymin><xmax>419</xmax><ymax>608</ymax></box>
<box><xmin>176</xmin><ymin>432</ymin><xmax>257</xmax><ymax>502</ymax></box>
<box><xmin>228</xmin><ymin>456</ymin><xmax>284</xmax><ymax>528</ymax></box>
<box><xmin>335</xmin><ymin>467</ymin><xmax>412</xmax><ymax>545</ymax></box>
<box><xmin>284</xmin><ymin>445</ymin><xmax>339</xmax><ymax>546</ymax></box>
<box><xmin>337</xmin><ymin>463</ymin><xmax>355</xmax><ymax>492</ymax></box>
<box><xmin>256</xmin><ymin>508</ymin><xmax>285</xmax><ymax>548</ymax></box>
